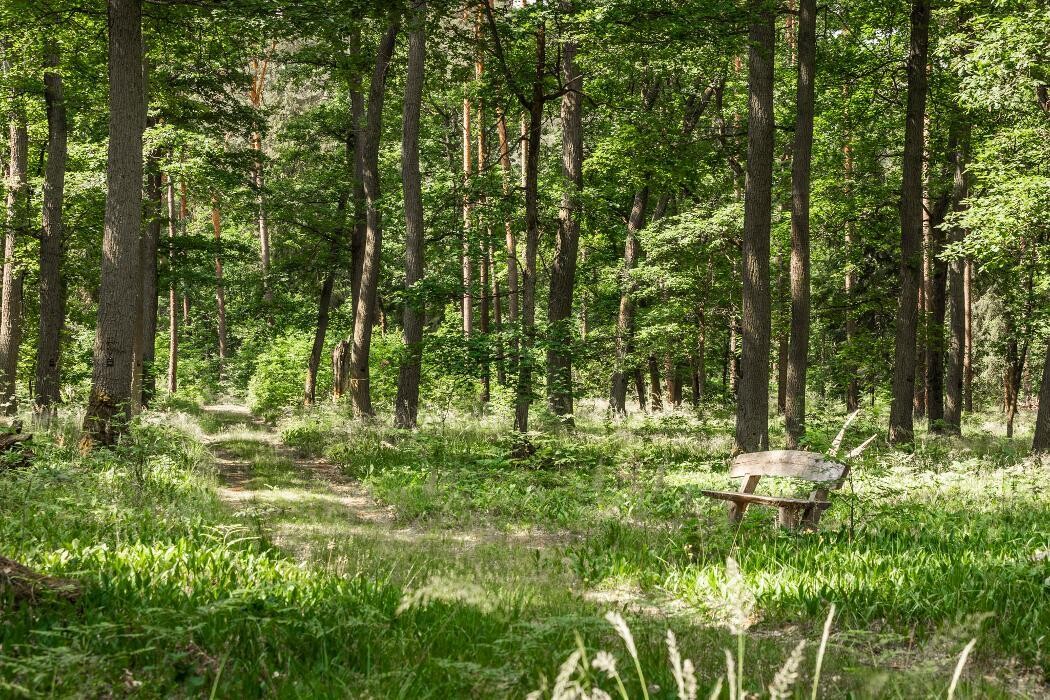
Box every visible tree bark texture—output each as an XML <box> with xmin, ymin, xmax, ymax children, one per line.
<box><xmin>546</xmin><ymin>24</ymin><xmax>582</xmax><ymax>419</ymax></box>
<box><xmin>0</xmin><ymin>105</ymin><xmax>27</xmax><ymax>415</ymax></box>
<box><xmin>166</xmin><ymin>175</ymin><xmax>178</xmax><ymax>395</ymax></box>
<box><xmin>888</xmin><ymin>0</ymin><xmax>929</xmax><ymax>445</ymax></box>
<box><xmin>395</xmin><ymin>2</ymin><xmax>427</xmax><ymax>428</ymax></box>
<box><xmin>83</xmin><ymin>0</ymin><xmax>146</xmax><ymax>447</ymax></box>
<box><xmin>349</xmin><ymin>22</ymin><xmax>399</xmax><ymax>418</ymax></box>
<box><xmin>609</xmin><ymin>187</ymin><xmax>648</xmax><ymax>414</ymax></box>
<box><xmin>784</xmin><ymin>0</ymin><xmax>815</xmax><ymax>449</ymax></box>
<box><xmin>734</xmin><ymin>0</ymin><xmax>775</xmax><ymax>454</ymax></box>
<box><xmin>35</xmin><ymin>49</ymin><xmax>67</xmax><ymax>415</ymax></box>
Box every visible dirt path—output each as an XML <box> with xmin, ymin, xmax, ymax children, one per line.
<box><xmin>202</xmin><ymin>403</ymin><xmax>395</xmax><ymax>527</ymax></box>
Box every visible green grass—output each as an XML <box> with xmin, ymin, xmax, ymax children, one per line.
<box><xmin>0</xmin><ymin>402</ymin><xmax>1046</xmax><ymax>697</ymax></box>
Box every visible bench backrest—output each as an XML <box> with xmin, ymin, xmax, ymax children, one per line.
<box><xmin>730</xmin><ymin>450</ymin><xmax>846</xmax><ymax>484</ymax></box>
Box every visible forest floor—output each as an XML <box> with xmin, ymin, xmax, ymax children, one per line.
<box><xmin>1</xmin><ymin>399</ymin><xmax>1049</xmax><ymax>697</ymax></box>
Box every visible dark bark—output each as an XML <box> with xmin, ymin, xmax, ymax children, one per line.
<box><xmin>1032</xmin><ymin>339</ymin><xmax>1050</xmax><ymax>452</ymax></box>
<box><xmin>648</xmin><ymin>355</ymin><xmax>663</xmax><ymax>411</ymax></box>
<box><xmin>512</xmin><ymin>22</ymin><xmax>546</xmax><ymax>434</ymax></box>
<box><xmin>349</xmin><ymin>21</ymin><xmax>399</xmax><ymax>418</ymax></box>
<box><xmin>349</xmin><ymin>27</ymin><xmax>366</xmax><ymax>323</ymax></box>
<box><xmin>734</xmin><ymin>0</ymin><xmax>775</xmax><ymax>454</ymax></box>
<box><xmin>926</xmin><ymin>185</ymin><xmax>951</xmax><ymax>431</ymax></box>
<box><xmin>784</xmin><ymin>0</ymin><xmax>815</xmax><ymax>449</ymax></box>
<box><xmin>609</xmin><ymin>188</ymin><xmax>648</xmax><ymax>413</ymax></box>
<box><xmin>944</xmin><ymin>122</ymin><xmax>969</xmax><ymax>433</ymax></box>
<box><xmin>140</xmin><ymin>166</ymin><xmax>160</xmax><ymax>408</ymax></box>
<box><xmin>395</xmin><ymin>1</ymin><xmax>427</xmax><ymax>428</ymax></box>
<box><xmin>83</xmin><ymin>0</ymin><xmax>146</xmax><ymax>447</ymax></box>
<box><xmin>0</xmin><ymin>104</ymin><xmax>27</xmax><ymax>416</ymax></box>
<box><xmin>35</xmin><ymin>49</ymin><xmax>67</xmax><ymax>416</ymax></box>
<box><xmin>546</xmin><ymin>22</ymin><xmax>582</xmax><ymax>419</ymax></box>
<box><xmin>165</xmin><ymin>175</ymin><xmax>178</xmax><ymax>395</ymax></box>
<box><xmin>888</xmin><ymin>0</ymin><xmax>929</xmax><ymax>445</ymax></box>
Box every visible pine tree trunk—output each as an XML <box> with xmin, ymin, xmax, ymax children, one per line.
<box><xmin>926</xmin><ymin>191</ymin><xmax>950</xmax><ymax>431</ymax></box>
<box><xmin>349</xmin><ymin>22</ymin><xmax>399</xmax><ymax>418</ymax></box>
<box><xmin>35</xmin><ymin>48</ymin><xmax>67</xmax><ymax>416</ymax></box>
<box><xmin>349</xmin><ymin>28</ymin><xmax>366</xmax><ymax>322</ymax></box>
<box><xmin>546</xmin><ymin>22</ymin><xmax>582</xmax><ymax>419</ymax></box>
<box><xmin>609</xmin><ymin>188</ymin><xmax>649</xmax><ymax>414</ymax></box>
<box><xmin>83</xmin><ymin>0</ymin><xmax>145</xmax><ymax>447</ymax></box>
<box><xmin>165</xmin><ymin>175</ymin><xmax>178</xmax><ymax>395</ymax></box>
<box><xmin>395</xmin><ymin>3</ymin><xmax>427</xmax><ymax>428</ymax></box>
<box><xmin>889</xmin><ymin>0</ymin><xmax>929</xmax><ymax>445</ymax></box>
<box><xmin>249</xmin><ymin>47</ymin><xmax>274</xmax><ymax>323</ymax></box>
<box><xmin>784</xmin><ymin>0</ymin><xmax>815</xmax><ymax>449</ymax></box>
<box><xmin>734</xmin><ymin>0</ymin><xmax>775</xmax><ymax>454</ymax></box>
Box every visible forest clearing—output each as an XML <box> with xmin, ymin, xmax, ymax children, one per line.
<box><xmin>1</xmin><ymin>0</ymin><xmax>1049</xmax><ymax>697</ymax></box>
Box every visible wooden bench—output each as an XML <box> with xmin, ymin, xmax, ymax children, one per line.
<box><xmin>701</xmin><ymin>450</ymin><xmax>848</xmax><ymax>529</ymax></box>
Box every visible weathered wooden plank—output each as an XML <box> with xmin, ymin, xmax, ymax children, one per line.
<box><xmin>730</xmin><ymin>450</ymin><xmax>845</xmax><ymax>482</ymax></box>
<box><xmin>701</xmin><ymin>490</ymin><xmax>830</xmax><ymax>508</ymax></box>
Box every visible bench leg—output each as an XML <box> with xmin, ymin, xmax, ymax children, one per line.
<box><xmin>777</xmin><ymin>506</ymin><xmax>798</xmax><ymax>529</ymax></box>
<box><xmin>728</xmin><ymin>502</ymin><xmax>747</xmax><ymax>523</ymax></box>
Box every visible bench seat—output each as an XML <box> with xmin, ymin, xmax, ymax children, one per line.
<box><xmin>700</xmin><ymin>490</ymin><xmax>830</xmax><ymax>509</ymax></box>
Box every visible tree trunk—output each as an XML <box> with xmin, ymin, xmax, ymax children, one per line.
<box><xmin>165</xmin><ymin>175</ymin><xmax>178</xmax><ymax>395</ymax></box>
<box><xmin>888</xmin><ymin>0</ymin><xmax>929</xmax><ymax>445</ymax></box>
<box><xmin>462</xmin><ymin>94</ymin><xmax>474</xmax><ymax>336</ymax></box>
<box><xmin>734</xmin><ymin>0</ymin><xmax>775</xmax><ymax>454</ymax></box>
<box><xmin>211</xmin><ymin>198</ymin><xmax>227</xmax><ymax>368</ymax></box>
<box><xmin>495</xmin><ymin>110</ymin><xmax>519</xmax><ymax>378</ymax></box>
<box><xmin>349</xmin><ymin>22</ymin><xmax>399</xmax><ymax>418</ymax></box>
<box><xmin>395</xmin><ymin>2</ymin><xmax>427</xmax><ymax>429</ymax></box>
<box><xmin>82</xmin><ymin>0</ymin><xmax>145</xmax><ymax>447</ymax></box>
<box><xmin>140</xmin><ymin>162</ymin><xmax>160</xmax><ymax>407</ymax></box>
<box><xmin>944</xmin><ymin>122</ymin><xmax>969</xmax><ymax>433</ymax></box>
<box><xmin>249</xmin><ymin>45</ymin><xmax>274</xmax><ymax>323</ymax></box>
<box><xmin>1032</xmin><ymin>339</ymin><xmax>1050</xmax><ymax>452</ymax></box>
<box><xmin>349</xmin><ymin>28</ymin><xmax>366</xmax><ymax>323</ymax></box>
<box><xmin>647</xmin><ymin>355</ymin><xmax>663</xmax><ymax>411</ymax></box>
<box><xmin>784</xmin><ymin>0</ymin><xmax>815</xmax><ymax>449</ymax></box>
<box><xmin>0</xmin><ymin>102</ymin><xmax>27</xmax><ymax>416</ymax></box>
<box><xmin>843</xmin><ymin>139</ymin><xmax>860</xmax><ymax>412</ymax></box>
<box><xmin>609</xmin><ymin>188</ymin><xmax>648</xmax><ymax>413</ymax></box>
<box><xmin>512</xmin><ymin>23</ymin><xmax>546</xmax><ymax>434</ymax></box>
<box><xmin>546</xmin><ymin>22</ymin><xmax>582</xmax><ymax>419</ymax></box>
<box><xmin>926</xmin><ymin>190</ymin><xmax>951</xmax><ymax>432</ymax></box>
<box><xmin>963</xmin><ymin>258</ymin><xmax>973</xmax><ymax>412</ymax></box>
<box><xmin>35</xmin><ymin>48</ymin><xmax>67</xmax><ymax>416</ymax></box>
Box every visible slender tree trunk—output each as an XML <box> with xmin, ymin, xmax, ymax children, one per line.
<box><xmin>349</xmin><ymin>22</ymin><xmax>399</xmax><ymax>418</ymax></box>
<box><xmin>497</xmin><ymin>110</ymin><xmax>518</xmax><ymax>384</ymax></box>
<box><xmin>83</xmin><ymin>0</ymin><xmax>145</xmax><ymax>447</ymax></box>
<box><xmin>734</xmin><ymin>0</ymin><xmax>775</xmax><ymax>454</ymax></box>
<box><xmin>843</xmin><ymin>139</ymin><xmax>860</xmax><ymax>411</ymax></box>
<box><xmin>166</xmin><ymin>175</ymin><xmax>178</xmax><ymax>394</ymax></box>
<box><xmin>546</xmin><ymin>20</ymin><xmax>582</xmax><ymax>419</ymax></box>
<box><xmin>784</xmin><ymin>0</ymin><xmax>815</xmax><ymax>448</ymax></box>
<box><xmin>1032</xmin><ymin>339</ymin><xmax>1050</xmax><ymax>452</ymax></box>
<box><xmin>395</xmin><ymin>2</ymin><xmax>427</xmax><ymax>428</ymax></box>
<box><xmin>211</xmin><ymin>198</ymin><xmax>227</xmax><ymax>368</ymax></box>
<box><xmin>140</xmin><ymin>164</ymin><xmax>160</xmax><ymax>407</ymax></box>
<box><xmin>0</xmin><ymin>102</ymin><xmax>27</xmax><ymax>416</ymax></box>
<box><xmin>462</xmin><ymin>93</ymin><xmax>474</xmax><ymax>336</ymax></box>
<box><xmin>349</xmin><ymin>29</ymin><xmax>366</xmax><ymax>325</ymax></box>
<box><xmin>888</xmin><ymin>0</ymin><xmax>929</xmax><ymax>445</ymax></box>
<box><xmin>609</xmin><ymin>188</ymin><xmax>649</xmax><ymax>413</ymax></box>
<box><xmin>495</xmin><ymin>110</ymin><xmax>519</xmax><ymax>378</ymax></box>
<box><xmin>249</xmin><ymin>46</ymin><xmax>274</xmax><ymax>323</ymax></box>
<box><xmin>491</xmin><ymin>243</ymin><xmax>505</xmax><ymax>385</ymax></box>
<box><xmin>512</xmin><ymin>22</ymin><xmax>546</xmax><ymax>434</ymax></box>
<box><xmin>926</xmin><ymin>193</ymin><xmax>949</xmax><ymax>431</ymax></box>
<box><xmin>963</xmin><ymin>258</ymin><xmax>973</xmax><ymax>411</ymax></box>
<box><xmin>944</xmin><ymin>121</ymin><xmax>969</xmax><ymax>433</ymax></box>
<box><xmin>35</xmin><ymin>48</ymin><xmax>67</xmax><ymax>416</ymax></box>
